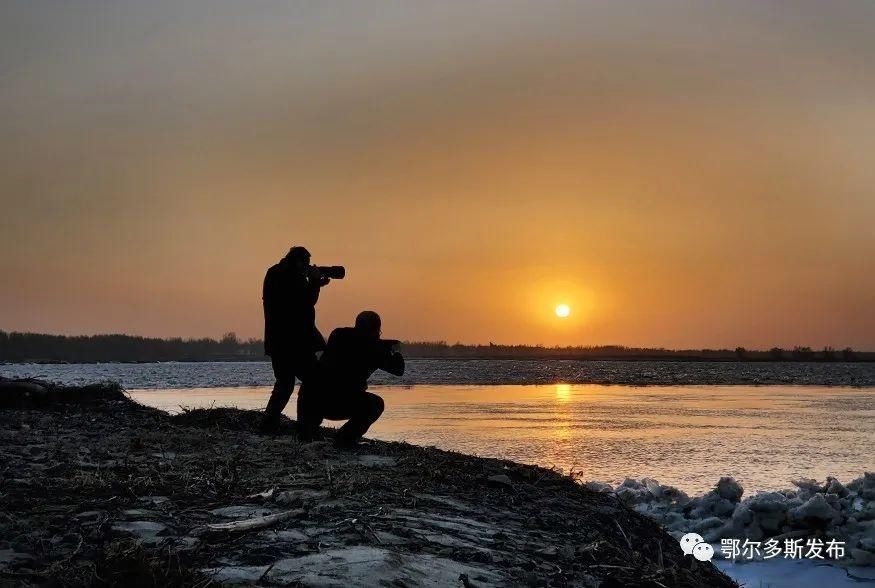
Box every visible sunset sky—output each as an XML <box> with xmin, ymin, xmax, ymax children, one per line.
<box><xmin>2</xmin><ymin>1</ymin><xmax>874</xmax><ymax>348</ymax></box>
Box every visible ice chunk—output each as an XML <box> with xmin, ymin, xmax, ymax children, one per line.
<box><xmin>584</xmin><ymin>481</ymin><xmax>613</xmax><ymax>494</ymax></box>
<box><xmin>789</xmin><ymin>494</ymin><xmax>840</xmax><ymax>526</ymax></box>
<box><xmin>747</xmin><ymin>492</ymin><xmax>789</xmax><ymax>514</ymax></box>
<box><xmin>715</xmin><ymin>477</ymin><xmax>744</xmax><ymax>502</ymax></box>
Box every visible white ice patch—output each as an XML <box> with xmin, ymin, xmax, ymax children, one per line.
<box><xmin>590</xmin><ymin>472</ymin><xmax>875</xmax><ymax>568</ymax></box>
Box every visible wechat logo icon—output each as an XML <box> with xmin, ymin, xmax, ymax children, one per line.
<box><xmin>680</xmin><ymin>532</ymin><xmax>714</xmax><ymax>562</ymax></box>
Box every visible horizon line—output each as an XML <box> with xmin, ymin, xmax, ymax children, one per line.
<box><xmin>1</xmin><ymin>329</ymin><xmax>870</xmax><ymax>355</ymax></box>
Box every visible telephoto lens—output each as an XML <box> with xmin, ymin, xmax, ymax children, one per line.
<box><xmin>316</xmin><ymin>265</ymin><xmax>345</xmax><ymax>279</ymax></box>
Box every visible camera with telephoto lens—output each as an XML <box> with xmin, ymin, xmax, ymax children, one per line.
<box><xmin>313</xmin><ymin>265</ymin><xmax>345</xmax><ymax>279</ymax></box>
<box><xmin>380</xmin><ymin>339</ymin><xmax>401</xmax><ymax>353</ymax></box>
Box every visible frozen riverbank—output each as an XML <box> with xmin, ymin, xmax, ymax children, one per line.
<box><xmin>577</xmin><ymin>472</ymin><xmax>875</xmax><ymax>587</ymax></box>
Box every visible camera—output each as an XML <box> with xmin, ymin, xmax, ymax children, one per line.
<box><xmin>380</xmin><ymin>339</ymin><xmax>401</xmax><ymax>353</ymax></box>
<box><xmin>314</xmin><ymin>265</ymin><xmax>345</xmax><ymax>279</ymax></box>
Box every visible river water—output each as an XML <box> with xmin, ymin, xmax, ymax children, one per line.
<box><xmin>4</xmin><ymin>361</ymin><xmax>874</xmax><ymax>494</ymax></box>
<box><xmin>124</xmin><ymin>382</ymin><xmax>875</xmax><ymax>496</ymax></box>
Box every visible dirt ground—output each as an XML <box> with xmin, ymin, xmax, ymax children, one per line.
<box><xmin>0</xmin><ymin>381</ymin><xmax>736</xmax><ymax>587</ymax></box>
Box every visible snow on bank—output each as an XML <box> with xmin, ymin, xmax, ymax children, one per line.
<box><xmin>713</xmin><ymin>556</ymin><xmax>875</xmax><ymax>588</ymax></box>
<box><xmin>585</xmin><ymin>473</ymin><xmax>875</xmax><ymax>586</ymax></box>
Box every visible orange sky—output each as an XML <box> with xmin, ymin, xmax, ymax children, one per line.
<box><xmin>1</xmin><ymin>2</ymin><xmax>874</xmax><ymax>348</ymax></box>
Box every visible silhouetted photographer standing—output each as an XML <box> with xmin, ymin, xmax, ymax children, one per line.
<box><xmin>298</xmin><ymin>311</ymin><xmax>404</xmax><ymax>447</ymax></box>
<box><xmin>261</xmin><ymin>246</ymin><xmax>334</xmax><ymax>433</ymax></box>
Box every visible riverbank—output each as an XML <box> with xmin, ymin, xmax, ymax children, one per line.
<box><xmin>0</xmin><ymin>380</ymin><xmax>735</xmax><ymax>587</ymax></box>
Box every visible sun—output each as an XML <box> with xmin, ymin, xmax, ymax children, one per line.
<box><xmin>555</xmin><ymin>304</ymin><xmax>571</xmax><ymax>318</ymax></box>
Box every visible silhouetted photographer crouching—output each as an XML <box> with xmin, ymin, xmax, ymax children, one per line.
<box><xmin>261</xmin><ymin>246</ymin><xmax>342</xmax><ymax>434</ymax></box>
<box><xmin>298</xmin><ymin>311</ymin><xmax>404</xmax><ymax>447</ymax></box>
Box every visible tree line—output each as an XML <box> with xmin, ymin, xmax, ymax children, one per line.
<box><xmin>1</xmin><ymin>330</ymin><xmax>870</xmax><ymax>363</ymax></box>
<box><xmin>0</xmin><ymin>331</ymin><xmax>261</xmax><ymax>363</ymax></box>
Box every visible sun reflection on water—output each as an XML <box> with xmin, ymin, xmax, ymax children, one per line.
<box><xmin>555</xmin><ymin>383</ymin><xmax>571</xmax><ymax>402</ymax></box>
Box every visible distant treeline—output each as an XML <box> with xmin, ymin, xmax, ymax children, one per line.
<box><xmin>1</xmin><ymin>330</ymin><xmax>872</xmax><ymax>363</ymax></box>
<box><xmin>0</xmin><ymin>331</ymin><xmax>262</xmax><ymax>363</ymax></box>
<box><xmin>399</xmin><ymin>342</ymin><xmax>871</xmax><ymax>362</ymax></box>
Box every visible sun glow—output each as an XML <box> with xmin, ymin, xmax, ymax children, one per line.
<box><xmin>555</xmin><ymin>304</ymin><xmax>571</xmax><ymax>318</ymax></box>
<box><xmin>555</xmin><ymin>383</ymin><xmax>571</xmax><ymax>401</ymax></box>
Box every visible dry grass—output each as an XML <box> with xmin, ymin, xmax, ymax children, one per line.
<box><xmin>43</xmin><ymin>539</ymin><xmax>210</xmax><ymax>587</ymax></box>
